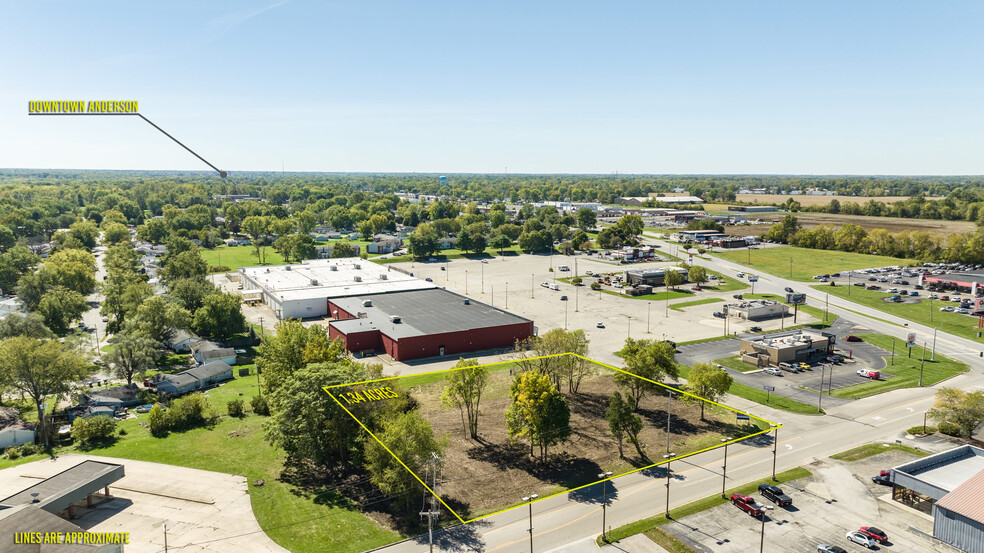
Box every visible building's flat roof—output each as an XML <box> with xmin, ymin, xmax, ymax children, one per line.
<box><xmin>895</xmin><ymin>445</ymin><xmax>984</xmax><ymax>493</ymax></box>
<box><xmin>330</xmin><ymin>288</ymin><xmax>531</xmax><ymax>339</ymax></box>
<box><xmin>0</xmin><ymin>460</ymin><xmax>123</xmax><ymax>510</ymax></box>
<box><xmin>240</xmin><ymin>259</ymin><xmax>435</xmax><ymax>303</ymax></box>
<box><xmin>745</xmin><ymin>329</ymin><xmax>829</xmax><ymax>349</ymax></box>
<box><xmin>924</xmin><ymin>272</ymin><xmax>984</xmax><ymax>286</ymax></box>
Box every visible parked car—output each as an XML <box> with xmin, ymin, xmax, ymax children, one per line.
<box><xmin>733</xmin><ymin>294</ymin><xmax>743</xmax><ymax>299</ymax></box>
<box><xmin>817</xmin><ymin>545</ymin><xmax>848</xmax><ymax>553</ymax></box>
<box><xmin>102</xmin><ymin>315</ymin><xmax>109</xmax><ymax>322</ymax></box>
<box><xmin>730</xmin><ymin>494</ymin><xmax>764</xmax><ymax>516</ymax></box>
<box><xmin>853</xmin><ymin>281</ymin><xmax>865</xmax><ymax>287</ymax></box>
<box><xmin>691</xmin><ymin>285</ymin><xmax>703</xmax><ymax>291</ymax></box>
<box><xmin>763</xmin><ymin>366</ymin><xmax>783</xmax><ymax>376</ymax></box>
<box><xmin>541</xmin><ymin>282</ymin><xmax>550</xmax><ymax>288</ymax></box>
<box><xmin>425</xmin><ymin>277</ymin><xmax>433</xmax><ymax>282</ymax></box>
<box><xmin>713</xmin><ymin>311</ymin><xmax>725</xmax><ymax>318</ymax></box>
<box><xmin>560</xmin><ymin>295</ymin><xmax>568</xmax><ymax>301</ymax></box>
<box><xmin>596</xmin><ymin>321</ymin><xmax>604</xmax><ymax>328</ymax></box>
<box><xmin>784</xmin><ymin>287</ymin><xmax>794</xmax><ymax>293</ymax></box>
<box><xmin>758</xmin><ymin>484</ymin><xmax>792</xmax><ymax>506</ymax></box>
<box><xmin>749</xmin><ymin>326</ymin><xmax>763</xmax><ymax>332</ymax></box>
<box><xmin>844</xmin><ymin>335</ymin><xmax>862</xmax><ymax>342</ymax></box>
<box><xmin>857</xmin><ymin>368</ymin><xmax>880</xmax><ymax>379</ymax></box>
<box><xmin>858</xmin><ymin>527</ymin><xmax>888</xmax><ymax>544</ymax></box>
<box><xmin>778</xmin><ymin>362</ymin><xmax>799</xmax><ymax>373</ymax></box>
<box><xmin>872</xmin><ymin>474</ymin><xmax>892</xmax><ymax>485</ymax></box>
<box><xmin>845</xmin><ymin>531</ymin><xmax>875</xmax><ymax>548</ymax></box>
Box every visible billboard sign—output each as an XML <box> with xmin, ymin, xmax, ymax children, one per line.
<box><xmin>906</xmin><ymin>332</ymin><xmax>916</xmax><ymax>348</ymax></box>
<box><xmin>786</xmin><ymin>293</ymin><xmax>807</xmax><ymax>305</ymax></box>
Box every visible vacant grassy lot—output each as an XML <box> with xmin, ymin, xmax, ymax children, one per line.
<box><xmin>822</xmin><ymin>284</ymin><xmax>984</xmax><ymax>343</ymax></box>
<box><xmin>0</xmin><ymin>375</ymin><xmax>401</xmax><ymax>553</ymax></box>
<box><xmin>670</xmin><ymin>298</ymin><xmax>724</xmax><ymax>311</ymax></box>
<box><xmin>715</xmin><ymin>246</ymin><xmax>915</xmax><ymax>282</ymax></box>
<box><xmin>200</xmin><ymin>244</ymin><xmax>285</xmax><ymax>270</ymax></box>
<box><xmin>828</xmin><ymin>334</ymin><xmax>966</xmax><ymax>399</ymax></box>
<box><xmin>750</xmin><ymin>211</ymin><xmax>974</xmax><ymax>237</ymax></box>
<box><xmin>830</xmin><ymin>442</ymin><xmax>929</xmax><ymax>462</ymax></box>
<box><xmin>713</xmin><ymin>355</ymin><xmax>757</xmax><ymax>373</ymax></box>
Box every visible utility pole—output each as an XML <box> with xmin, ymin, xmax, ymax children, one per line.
<box><xmin>720</xmin><ymin>438</ymin><xmax>731</xmax><ymax>498</ymax></box>
<box><xmin>419</xmin><ymin>453</ymin><xmax>442</xmax><ymax>553</ymax></box>
<box><xmin>663</xmin><ymin>453</ymin><xmax>675</xmax><ymax>518</ymax></box>
<box><xmin>666</xmin><ymin>390</ymin><xmax>673</xmax><ymax>454</ymax></box>
<box><xmin>465</xmin><ymin>270</ymin><xmax>468</xmax><ymax>295</ymax></box>
<box><xmin>531</xmin><ymin>273</ymin><xmax>534</xmax><ymax>299</ymax></box>
<box><xmin>575</xmin><ymin>285</ymin><xmax>578</xmax><ymax>312</ymax></box>
<box><xmin>647</xmin><ymin>302</ymin><xmax>651</xmax><ymax>333</ymax></box>
<box><xmin>522</xmin><ymin>494</ymin><xmax>538</xmax><ymax>553</ymax></box>
<box><xmin>825</xmin><ymin>293</ymin><xmax>829</xmax><ymax>323</ymax></box>
<box><xmin>598</xmin><ymin>471</ymin><xmax>613</xmax><ymax>541</ymax></box>
<box><xmin>920</xmin><ymin>341</ymin><xmax>926</xmax><ymax>387</ymax></box>
<box><xmin>771</xmin><ymin>426</ymin><xmax>779</xmax><ymax>481</ymax></box>
<box><xmin>163</xmin><ymin>523</ymin><xmax>168</xmax><ymax>553</ymax></box>
<box><xmin>891</xmin><ymin>338</ymin><xmax>895</xmax><ymax>365</ymax></box>
<box><xmin>481</xmin><ymin>263</ymin><xmax>485</xmax><ymax>294</ymax></box>
<box><xmin>506</xmin><ymin>282</ymin><xmax>508</xmax><ymax>309</ymax></box>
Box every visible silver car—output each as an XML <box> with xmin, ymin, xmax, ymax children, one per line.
<box><xmin>763</xmin><ymin>366</ymin><xmax>783</xmax><ymax>376</ymax></box>
<box><xmin>845</xmin><ymin>531</ymin><xmax>875</xmax><ymax>548</ymax></box>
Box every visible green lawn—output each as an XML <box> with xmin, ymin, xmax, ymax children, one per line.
<box><xmin>201</xmin><ymin>245</ymin><xmax>285</xmax><ymax>270</ymax></box>
<box><xmin>0</xmin><ymin>375</ymin><xmax>402</xmax><ymax>553</ymax></box>
<box><xmin>743</xmin><ymin>293</ymin><xmax>839</xmax><ymax>329</ymax></box>
<box><xmin>670</xmin><ymin>298</ymin><xmax>724</xmax><ymax>311</ymax></box>
<box><xmin>713</xmin><ymin>355</ymin><xmax>758</xmax><ymax>373</ymax></box>
<box><xmin>830</xmin><ymin>442</ymin><xmax>929</xmax><ymax>462</ymax></box>
<box><xmin>715</xmin><ymin>246</ymin><xmax>916</xmax><ymax>282</ymax></box>
<box><xmin>822</xmin><ymin>284</ymin><xmax>984</xmax><ymax>343</ymax></box>
<box><xmin>828</xmin><ymin>334</ymin><xmax>967</xmax><ymax>399</ymax></box>
<box><xmin>374</xmin><ymin>244</ymin><xmax>528</xmax><ymax>264</ymax></box>
<box><xmin>677</xmin><ymin>363</ymin><xmax>822</xmax><ymax>414</ymax></box>
<box><xmin>600</xmin><ymin>467</ymin><xmax>812</xmax><ymax>548</ymax></box>
<box><xmin>701</xmin><ymin>269</ymin><xmax>748</xmax><ymax>293</ymax></box>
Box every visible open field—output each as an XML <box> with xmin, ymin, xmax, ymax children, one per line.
<box><xmin>828</xmin><ymin>334</ymin><xmax>966</xmax><ymax>399</ymax></box>
<box><xmin>734</xmin><ymin>193</ymin><xmax>945</xmax><ymax>206</ymax></box>
<box><xmin>715</xmin><ymin>246</ymin><xmax>915</xmax><ymax>282</ymax></box>
<box><xmin>821</xmin><ymin>284</ymin><xmax>984</xmax><ymax>344</ymax></box>
<box><xmin>200</xmin><ymin>244</ymin><xmax>285</xmax><ymax>270</ymax></box>
<box><xmin>744</xmin><ymin>211</ymin><xmax>974</xmax><ymax>236</ymax></box>
<box><xmin>334</xmin><ymin>357</ymin><xmax>771</xmax><ymax>522</ymax></box>
<box><xmin>0</xmin><ymin>374</ymin><xmax>401</xmax><ymax>553</ymax></box>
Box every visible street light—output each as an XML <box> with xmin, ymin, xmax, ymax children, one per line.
<box><xmin>522</xmin><ymin>493</ymin><xmax>538</xmax><ymax>553</ymax></box>
<box><xmin>720</xmin><ymin>438</ymin><xmax>731</xmax><ymax>499</ymax></box>
<box><xmin>666</xmin><ymin>389</ymin><xmax>673</xmax><ymax>454</ymax></box>
<box><xmin>598</xmin><ymin>471</ymin><xmax>613</xmax><ymax>541</ymax></box>
<box><xmin>932</xmin><ymin>322</ymin><xmax>942</xmax><ymax>361</ymax></box>
<box><xmin>759</xmin><ymin>505</ymin><xmax>775</xmax><ymax>553</ymax></box>
<box><xmin>663</xmin><ymin>453</ymin><xmax>676</xmax><ymax>518</ymax></box>
<box><xmin>771</xmin><ymin>426</ymin><xmax>779</xmax><ymax>481</ymax></box>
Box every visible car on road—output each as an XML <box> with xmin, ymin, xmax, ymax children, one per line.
<box><xmin>749</xmin><ymin>326</ymin><xmax>763</xmax><ymax>332</ymax></box>
<box><xmin>846</xmin><ymin>531</ymin><xmax>876</xmax><ymax>548</ymax></box>
<box><xmin>541</xmin><ymin>282</ymin><xmax>550</xmax><ymax>288</ymax></box>
<box><xmin>853</xmin><ymin>281</ymin><xmax>866</xmax><ymax>287</ymax></box>
<box><xmin>763</xmin><ymin>366</ymin><xmax>782</xmax><ymax>376</ymax></box>
<box><xmin>758</xmin><ymin>484</ymin><xmax>792</xmax><ymax>506</ymax></box>
<box><xmin>691</xmin><ymin>285</ymin><xmax>703</xmax><ymax>291</ymax></box>
<box><xmin>844</xmin><ymin>335</ymin><xmax>862</xmax><ymax>342</ymax></box>
<box><xmin>784</xmin><ymin>287</ymin><xmax>794</xmax><ymax>293</ymax></box>
<box><xmin>817</xmin><ymin>545</ymin><xmax>848</xmax><ymax>553</ymax></box>
<box><xmin>102</xmin><ymin>315</ymin><xmax>109</xmax><ymax>322</ymax></box>
<box><xmin>733</xmin><ymin>294</ymin><xmax>743</xmax><ymax>299</ymax></box>
<box><xmin>736</xmin><ymin>272</ymin><xmax>745</xmax><ymax>278</ymax></box>
<box><xmin>730</xmin><ymin>493</ymin><xmax>764</xmax><ymax>516</ymax></box>
<box><xmin>596</xmin><ymin>322</ymin><xmax>604</xmax><ymax>328</ymax></box>
<box><xmin>858</xmin><ymin>526</ymin><xmax>888</xmax><ymax>544</ymax></box>
<box><xmin>481</xmin><ymin>259</ymin><xmax>488</xmax><ymax>264</ymax></box>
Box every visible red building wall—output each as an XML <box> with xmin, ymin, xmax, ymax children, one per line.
<box><xmin>386</xmin><ymin>321</ymin><xmax>533</xmax><ymax>361</ymax></box>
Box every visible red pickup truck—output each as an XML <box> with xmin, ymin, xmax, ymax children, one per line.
<box><xmin>730</xmin><ymin>493</ymin><xmax>764</xmax><ymax>516</ymax></box>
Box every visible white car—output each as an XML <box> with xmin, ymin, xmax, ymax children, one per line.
<box><xmin>596</xmin><ymin>322</ymin><xmax>605</xmax><ymax>328</ymax></box>
<box><xmin>540</xmin><ymin>282</ymin><xmax>550</xmax><ymax>288</ymax></box>
<box><xmin>736</xmin><ymin>272</ymin><xmax>745</xmax><ymax>278</ymax></box>
<box><xmin>763</xmin><ymin>367</ymin><xmax>783</xmax><ymax>376</ymax></box>
<box><xmin>845</xmin><ymin>531</ymin><xmax>875</xmax><ymax>548</ymax></box>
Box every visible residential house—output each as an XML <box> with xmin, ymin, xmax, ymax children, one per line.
<box><xmin>367</xmin><ymin>235</ymin><xmax>403</xmax><ymax>254</ymax></box>
<box><xmin>165</xmin><ymin>329</ymin><xmax>200</xmax><ymax>353</ymax></box>
<box><xmin>156</xmin><ymin>362</ymin><xmax>234</xmax><ymax>396</ymax></box>
<box><xmin>190</xmin><ymin>340</ymin><xmax>237</xmax><ymax>366</ymax></box>
<box><xmin>84</xmin><ymin>383</ymin><xmax>141</xmax><ymax>408</ymax></box>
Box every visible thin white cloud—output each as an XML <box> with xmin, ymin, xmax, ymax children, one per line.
<box><xmin>213</xmin><ymin>0</ymin><xmax>290</xmax><ymax>33</ymax></box>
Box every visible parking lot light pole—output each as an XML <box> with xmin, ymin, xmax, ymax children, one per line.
<box><xmin>666</xmin><ymin>390</ymin><xmax>673</xmax><ymax>454</ymax></box>
<box><xmin>663</xmin><ymin>453</ymin><xmax>675</xmax><ymax>518</ymax></box>
<box><xmin>506</xmin><ymin>282</ymin><xmax>508</xmax><ymax>309</ymax></box>
<box><xmin>523</xmin><ymin>494</ymin><xmax>538</xmax><ymax>553</ymax></box>
<box><xmin>531</xmin><ymin>274</ymin><xmax>534</xmax><ymax>299</ymax></box>
<box><xmin>647</xmin><ymin>302</ymin><xmax>651</xmax><ymax>333</ymax></box>
<box><xmin>818</xmin><ymin>365</ymin><xmax>825</xmax><ymax>411</ymax></box>
<box><xmin>759</xmin><ymin>505</ymin><xmax>774</xmax><ymax>553</ymax></box>
<box><xmin>920</xmin><ymin>342</ymin><xmax>926</xmax><ymax>386</ymax></box>
<box><xmin>720</xmin><ymin>438</ymin><xmax>731</xmax><ymax>499</ymax></box>
<box><xmin>932</xmin><ymin>323</ymin><xmax>941</xmax><ymax>361</ymax></box>
<box><xmin>598</xmin><ymin>471</ymin><xmax>613</xmax><ymax>541</ymax></box>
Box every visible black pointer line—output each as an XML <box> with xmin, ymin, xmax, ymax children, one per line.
<box><xmin>28</xmin><ymin>112</ymin><xmax>227</xmax><ymax>178</ymax></box>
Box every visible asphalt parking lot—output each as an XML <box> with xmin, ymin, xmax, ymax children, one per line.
<box><xmin>663</xmin><ymin>450</ymin><xmax>935</xmax><ymax>552</ymax></box>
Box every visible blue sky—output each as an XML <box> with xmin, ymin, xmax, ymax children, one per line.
<box><xmin>1</xmin><ymin>1</ymin><xmax>982</xmax><ymax>174</ymax></box>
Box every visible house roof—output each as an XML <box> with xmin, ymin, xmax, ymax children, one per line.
<box><xmin>169</xmin><ymin>329</ymin><xmax>200</xmax><ymax>344</ymax></box>
<box><xmin>936</xmin><ymin>468</ymin><xmax>984</xmax><ymax>523</ymax></box>
<box><xmin>87</xmin><ymin>383</ymin><xmax>139</xmax><ymax>402</ymax></box>
<box><xmin>185</xmin><ymin>361</ymin><xmax>233</xmax><ymax>380</ymax></box>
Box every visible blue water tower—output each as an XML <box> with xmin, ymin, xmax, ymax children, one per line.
<box><xmin>439</xmin><ymin>176</ymin><xmax>448</xmax><ymax>186</ymax></box>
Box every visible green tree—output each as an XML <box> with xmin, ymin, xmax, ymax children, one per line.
<box><xmin>505</xmin><ymin>370</ymin><xmax>571</xmax><ymax>460</ymax></box>
<box><xmin>929</xmin><ymin>387</ymin><xmax>984</xmax><ymax>437</ymax></box>
<box><xmin>490</xmin><ymin>234</ymin><xmax>511</xmax><ymax>256</ymax></box>
<box><xmin>441</xmin><ymin>359</ymin><xmax>490</xmax><ymax>439</ymax></box>
<box><xmin>330</xmin><ymin>242</ymin><xmax>355</xmax><ymax>258</ymax></box>
<box><xmin>107</xmin><ymin>330</ymin><xmax>159</xmax><ymax>385</ymax></box>
<box><xmin>256</xmin><ymin>320</ymin><xmax>345</xmax><ymax>394</ymax></box>
<box><xmin>192</xmin><ymin>293</ymin><xmax>246</xmax><ymax>341</ymax></box>
<box><xmin>456</xmin><ymin>228</ymin><xmax>473</xmax><ymax>254</ymax></box>
<box><xmin>687</xmin><ymin>265</ymin><xmax>708</xmax><ymax>286</ymax></box>
<box><xmin>0</xmin><ymin>337</ymin><xmax>87</xmax><ymax>445</ymax></box>
<box><xmin>138</xmin><ymin>218</ymin><xmax>171</xmax><ymax>243</ymax></box>
<box><xmin>101</xmin><ymin>222</ymin><xmax>131</xmax><ymax>245</ymax></box>
<box><xmin>71</xmin><ymin>416</ymin><xmax>118</xmax><ymax>449</ymax></box>
<box><xmin>168</xmin><ymin>277</ymin><xmax>216</xmax><ymax>312</ymax></box>
<box><xmin>576</xmin><ymin>207</ymin><xmax>597</xmax><ymax>230</ymax></box>
<box><xmin>614</xmin><ymin>338</ymin><xmax>678</xmax><ymax>410</ymax></box>
<box><xmin>132</xmin><ymin>296</ymin><xmax>192</xmax><ymax>343</ymax></box>
<box><xmin>273</xmin><ymin>233</ymin><xmax>316</xmax><ymax>263</ymax></box>
<box><xmin>605</xmin><ymin>391</ymin><xmax>645</xmax><ymax>459</ymax></box>
<box><xmin>242</xmin><ymin>215</ymin><xmax>271</xmax><ymax>264</ymax></box>
<box><xmin>365</xmin><ymin>410</ymin><xmax>445</xmax><ymax>510</ymax></box>
<box><xmin>0</xmin><ymin>313</ymin><xmax>53</xmax><ymax>339</ymax></box>
<box><xmin>37</xmin><ymin>287</ymin><xmax>87</xmax><ymax>335</ymax></box>
<box><xmin>663</xmin><ymin>268</ymin><xmax>683</xmax><ymax>290</ymax></box>
<box><xmin>44</xmin><ymin>249</ymin><xmax>97</xmax><ymax>295</ymax></box>
<box><xmin>68</xmin><ymin>220</ymin><xmax>99</xmax><ymax>250</ymax></box>
<box><xmin>160</xmin><ymin>249</ymin><xmax>208</xmax><ymax>283</ymax></box>
<box><xmin>686</xmin><ymin>362</ymin><xmax>733</xmax><ymax>420</ymax></box>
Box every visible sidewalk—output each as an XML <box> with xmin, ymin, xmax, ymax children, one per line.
<box><xmin>542</xmin><ymin>535</ymin><xmax>671</xmax><ymax>553</ymax></box>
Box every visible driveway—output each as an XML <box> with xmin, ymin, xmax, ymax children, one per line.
<box><xmin>0</xmin><ymin>454</ymin><xmax>288</xmax><ymax>553</ymax></box>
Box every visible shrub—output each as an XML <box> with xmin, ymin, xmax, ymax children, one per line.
<box><xmin>208</xmin><ymin>265</ymin><xmax>232</xmax><ymax>274</ymax></box>
<box><xmin>251</xmin><ymin>395</ymin><xmax>270</xmax><ymax>416</ymax></box>
<box><xmin>166</xmin><ymin>393</ymin><xmax>214</xmax><ymax>430</ymax></box>
<box><xmin>571</xmin><ymin>276</ymin><xmax>583</xmax><ymax>285</ymax></box>
<box><xmin>590</xmin><ymin>282</ymin><xmax>602</xmax><ymax>291</ymax></box>
<box><xmin>939</xmin><ymin>421</ymin><xmax>962</xmax><ymax>436</ymax></box>
<box><xmin>227</xmin><ymin>398</ymin><xmax>246</xmax><ymax>418</ymax></box>
<box><xmin>71</xmin><ymin>416</ymin><xmax>118</xmax><ymax>448</ymax></box>
<box><xmin>148</xmin><ymin>403</ymin><xmax>168</xmax><ymax>436</ymax></box>
<box><xmin>3</xmin><ymin>445</ymin><xmax>21</xmax><ymax>459</ymax></box>
<box><xmin>907</xmin><ymin>425</ymin><xmax>936</xmax><ymax>435</ymax></box>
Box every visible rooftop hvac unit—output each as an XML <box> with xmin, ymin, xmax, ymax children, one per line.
<box><xmin>353</xmin><ymin>263</ymin><xmax>361</xmax><ymax>269</ymax></box>
<box><xmin>389</xmin><ymin>315</ymin><xmax>401</xmax><ymax>323</ymax></box>
<box><xmin>379</xmin><ymin>274</ymin><xmax>388</xmax><ymax>280</ymax></box>
<box><xmin>463</xmin><ymin>299</ymin><xmax>470</xmax><ymax>305</ymax></box>
<box><xmin>362</xmin><ymin>299</ymin><xmax>372</xmax><ymax>307</ymax></box>
<box><xmin>310</xmin><ymin>279</ymin><xmax>318</xmax><ymax>286</ymax></box>
<box><xmin>330</xmin><ymin>265</ymin><xmax>338</xmax><ymax>271</ymax></box>
<box><xmin>354</xmin><ymin>276</ymin><xmax>362</xmax><ymax>282</ymax></box>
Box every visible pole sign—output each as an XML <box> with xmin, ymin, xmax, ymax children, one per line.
<box><xmin>736</xmin><ymin>413</ymin><xmax>750</xmax><ymax>421</ymax></box>
<box><xmin>748</xmin><ymin>275</ymin><xmax>758</xmax><ymax>282</ymax></box>
<box><xmin>906</xmin><ymin>332</ymin><xmax>916</xmax><ymax>348</ymax></box>
<box><xmin>762</xmin><ymin>385</ymin><xmax>775</xmax><ymax>392</ymax></box>
<box><xmin>786</xmin><ymin>293</ymin><xmax>807</xmax><ymax>305</ymax></box>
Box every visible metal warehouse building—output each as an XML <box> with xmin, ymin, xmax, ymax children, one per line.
<box><xmin>239</xmin><ymin>259</ymin><xmax>435</xmax><ymax>320</ymax></box>
<box><xmin>328</xmin><ymin>288</ymin><xmax>534</xmax><ymax>361</ymax></box>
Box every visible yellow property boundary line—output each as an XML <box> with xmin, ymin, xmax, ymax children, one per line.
<box><xmin>322</xmin><ymin>353</ymin><xmax>781</xmax><ymax>524</ymax></box>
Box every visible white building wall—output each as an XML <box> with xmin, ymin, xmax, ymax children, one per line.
<box><xmin>0</xmin><ymin>428</ymin><xmax>36</xmax><ymax>449</ymax></box>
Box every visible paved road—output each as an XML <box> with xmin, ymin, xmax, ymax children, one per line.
<box><xmin>368</xmin><ymin>241</ymin><xmax>984</xmax><ymax>553</ymax></box>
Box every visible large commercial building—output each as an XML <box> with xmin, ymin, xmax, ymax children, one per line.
<box><xmin>239</xmin><ymin>259</ymin><xmax>435</xmax><ymax>320</ymax></box>
<box><xmin>739</xmin><ymin>329</ymin><xmax>835</xmax><ymax>367</ymax></box>
<box><xmin>625</xmin><ymin>267</ymin><xmax>688</xmax><ymax>287</ymax></box>
<box><xmin>891</xmin><ymin>445</ymin><xmax>984</xmax><ymax>553</ymax></box>
<box><xmin>241</xmin><ymin>259</ymin><xmax>534</xmax><ymax>361</ymax></box>
<box><xmin>328</xmin><ymin>288</ymin><xmax>533</xmax><ymax>361</ymax></box>
<box><xmin>922</xmin><ymin>272</ymin><xmax>984</xmax><ymax>295</ymax></box>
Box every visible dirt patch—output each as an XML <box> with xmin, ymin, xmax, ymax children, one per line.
<box><xmin>732</xmin><ymin>211</ymin><xmax>973</xmax><ymax>236</ymax></box>
<box><xmin>408</xmin><ymin>367</ymin><xmax>758</xmax><ymax>519</ymax></box>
